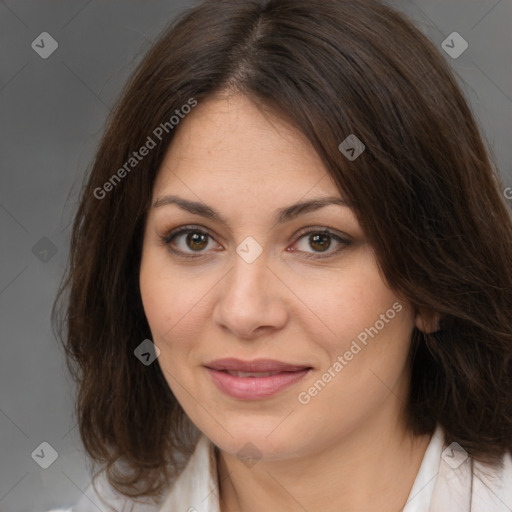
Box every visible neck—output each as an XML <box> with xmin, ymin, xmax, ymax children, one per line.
<box><xmin>217</xmin><ymin>403</ymin><xmax>431</xmax><ymax>512</ymax></box>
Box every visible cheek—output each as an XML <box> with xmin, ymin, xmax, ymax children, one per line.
<box><xmin>305</xmin><ymin>255</ymin><xmax>414</xmax><ymax>400</ymax></box>
<box><xmin>139</xmin><ymin>263</ymin><xmax>170</xmax><ymax>340</ymax></box>
<box><xmin>321</xmin><ymin>303</ymin><xmax>413</xmax><ymax>402</ymax></box>
<box><xmin>139</xmin><ymin>246</ymin><xmax>211</xmax><ymax>368</ymax></box>
<box><xmin>329</xmin><ymin>288</ymin><xmax>413</xmax><ymax>379</ymax></box>
<box><xmin>139</xmin><ymin>241</ymin><xmax>184</xmax><ymax>326</ymax></box>
<box><xmin>298</xmin><ymin>309</ymin><xmax>413</xmax><ymax>438</ymax></box>
<box><xmin>139</xmin><ymin>257</ymin><xmax>192</xmax><ymax>393</ymax></box>
<box><xmin>307</xmin><ymin>251</ymin><xmax>409</xmax><ymax>353</ymax></box>
<box><xmin>139</xmin><ymin>245</ymin><xmax>182</xmax><ymax>348</ymax></box>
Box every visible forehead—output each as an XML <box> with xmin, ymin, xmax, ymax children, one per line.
<box><xmin>152</xmin><ymin>94</ymin><xmax>338</xmax><ymax>198</ymax></box>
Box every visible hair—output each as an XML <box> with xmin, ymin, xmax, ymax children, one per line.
<box><xmin>52</xmin><ymin>0</ymin><xmax>512</xmax><ymax>502</ymax></box>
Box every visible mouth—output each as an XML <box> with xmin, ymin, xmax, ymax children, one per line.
<box><xmin>204</xmin><ymin>358</ymin><xmax>313</xmax><ymax>400</ymax></box>
<box><xmin>219</xmin><ymin>370</ymin><xmax>294</xmax><ymax>377</ymax></box>
<box><xmin>205</xmin><ymin>358</ymin><xmax>311</xmax><ymax>373</ymax></box>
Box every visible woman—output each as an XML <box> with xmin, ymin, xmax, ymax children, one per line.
<box><xmin>51</xmin><ymin>0</ymin><xmax>512</xmax><ymax>510</ymax></box>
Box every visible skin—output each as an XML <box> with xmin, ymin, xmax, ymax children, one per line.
<box><xmin>139</xmin><ymin>93</ymin><xmax>435</xmax><ymax>512</ymax></box>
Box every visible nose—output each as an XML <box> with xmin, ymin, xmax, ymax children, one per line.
<box><xmin>212</xmin><ymin>249</ymin><xmax>289</xmax><ymax>340</ymax></box>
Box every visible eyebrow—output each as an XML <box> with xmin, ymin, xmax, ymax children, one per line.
<box><xmin>152</xmin><ymin>194</ymin><xmax>351</xmax><ymax>225</ymax></box>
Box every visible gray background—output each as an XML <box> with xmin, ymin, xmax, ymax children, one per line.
<box><xmin>1</xmin><ymin>1</ymin><xmax>511</xmax><ymax>510</ymax></box>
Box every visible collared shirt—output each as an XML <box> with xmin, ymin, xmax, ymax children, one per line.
<box><xmin>50</xmin><ymin>425</ymin><xmax>512</xmax><ymax>512</ymax></box>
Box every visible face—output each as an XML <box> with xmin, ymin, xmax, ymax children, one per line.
<box><xmin>139</xmin><ymin>94</ymin><xmax>419</xmax><ymax>460</ymax></box>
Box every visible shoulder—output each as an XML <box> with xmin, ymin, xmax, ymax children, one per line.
<box><xmin>46</xmin><ymin>437</ymin><xmax>210</xmax><ymax>512</ymax></box>
<box><xmin>46</xmin><ymin>470</ymin><xmax>162</xmax><ymax>512</ymax></box>
<box><xmin>471</xmin><ymin>449</ymin><xmax>512</xmax><ymax>510</ymax></box>
<box><xmin>432</xmin><ymin>427</ymin><xmax>512</xmax><ymax>511</ymax></box>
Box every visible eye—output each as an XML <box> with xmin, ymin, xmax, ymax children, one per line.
<box><xmin>290</xmin><ymin>228</ymin><xmax>351</xmax><ymax>259</ymax></box>
<box><xmin>160</xmin><ymin>226</ymin><xmax>219</xmax><ymax>258</ymax></box>
<box><xmin>159</xmin><ymin>225</ymin><xmax>351</xmax><ymax>260</ymax></box>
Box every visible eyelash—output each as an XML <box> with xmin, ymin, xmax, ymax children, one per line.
<box><xmin>159</xmin><ymin>225</ymin><xmax>352</xmax><ymax>260</ymax></box>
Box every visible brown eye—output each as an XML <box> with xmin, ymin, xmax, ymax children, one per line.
<box><xmin>185</xmin><ymin>231</ymin><xmax>209</xmax><ymax>251</ymax></box>
<box><xmin>308</xmin><ymin>232</ymin><xmax>332</xmax><ymax>252</ymax></box>
<box><xmin>161</xmin><ymin>227</ymin><xmax>216</xmax><ymax>257</ymax></box>
<box><xmin>292</xmin><ymin>228</ymin><xmax>351</xmax><ymax>259</ymax></box>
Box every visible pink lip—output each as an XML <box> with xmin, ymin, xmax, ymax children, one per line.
<box><xmin>204</xmin><ymin>358</ymin><xmax>312</xmax><ymax>400</ymax></box>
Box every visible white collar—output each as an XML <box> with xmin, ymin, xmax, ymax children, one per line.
<box><xmin>402</xmin><ymin>424</ymin><xmax>444</xmax><ymax>512</ymax></box>
<box><xmin>159</xmin><ymin>434</ymin><xmax>221</xmax><ymax>512</ymax></box>
<box><xmin>62</xmin><ymin>425</ymin><xmax>512</xmax><ymax>511</ymax></box>
<box><xmin>159</xmin><ymin>425</ymin><xmax>445</xmax><ymax>512</ymax></box>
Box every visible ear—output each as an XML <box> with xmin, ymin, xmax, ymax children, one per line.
<box><xmin>415</xmin><ymin>307</ymin><xmax>441</xmax><ymax>334</ymax></box>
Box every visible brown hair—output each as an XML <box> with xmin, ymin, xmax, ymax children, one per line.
<box><xmin>52</xmin><ymin>0</ymin><xmax>512</xmax><ymax>502</ymax></box>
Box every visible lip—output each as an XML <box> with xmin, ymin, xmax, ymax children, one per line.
<box><xmin>204</xmin><ymin>358</ymin><xmax>312</xmax><ymax>400</ymax></box>
<box><xmin>205</xmin><ymin>358</ymin><xmax>310</xmax><ymax>372</ymax></box>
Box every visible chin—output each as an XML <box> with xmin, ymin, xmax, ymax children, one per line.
<box><xmin>201</xmin><ymin>417</ymin><xmax>305</xmax><ymax>461</ymax></box>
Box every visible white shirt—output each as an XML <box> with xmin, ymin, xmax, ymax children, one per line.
<box><xmin>49</xmin><ymin>425</ymin><xmax>512</xmax><ymax>512</ymax></box>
